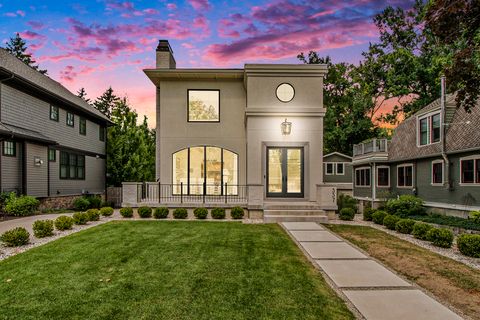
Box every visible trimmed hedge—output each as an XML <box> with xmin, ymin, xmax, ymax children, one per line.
<box><xmin>120</xmin><ymin>207</ymin><xmax>133</xmax><ymax>218</ymax></box>
<box><xmin>100</xmin><ymin>207</ymin><xmax>114</xmax><ymax>217</ymax></box>
<box><xmin>211</xmin><ymin>208</ymin><xmax>226</xmax><ymax>219</ymax></box>
<box><xmin>339</xmin><ymin>208</ymin><xmax>355</xmax><ymax>221</ymax></box>
<box><xmin>412</xmin><ymin>222</ymin><xmax>433</xmax><ymax>240</ymax></box>
<box><xmin>363</xmin><ymin>207</ymin><xmax>375</xmax><ymax>221</ymax></box>
<box><xmin>138</xmin><ymin>206</ymin><xmax>152</xmax><ymax>218</ymax></box>
<box><xmin>1</xmin><ymin>227</ymin><xmax>30</xmax><ymax>246</ymax></box>
<box><xmin>372</xmin><ymin>210</ymin><xmax>387</xmax><ymax>225</ymax></box>
<box><xmin>194</xmin><ymin>208</ymin><xmax>208</xmax><ymax>219</ymax></box>
<box><xmin>395</xmin><ymin>219</ymin><xmax>416</xmax><ymax>234</ymax></box>
<box><xmin>86</xmin><ymin>209</ymin><xmax>100</xmax><ymax>221</ymax></box>
<box><xmin>173</xmin><ymin>208</ymin><xmax>188</xmax><ymax>219</ymax></box>
<box><xmin>231</xmin><ymin>207</ymin><xmax>244</xmax><ymax>219</ymax></box>
<box><xmin>153</xmin><ymin>207</ymin><xmax>169</xmax><ymax>219</ymax></box>
<box><xmin>4</xmin><ymin>194</ymin><xmax>40</xmax><ymax>216</ymax></box>
<box><xmin>33</xmin><ymin>220</ymin><xmax>54</xmax><ymax>238</ymax></box>
<box><xmin>383</xmin><ymin>214</ymin><xmax>400</xmax><ymax>230</ymax></box>
<box><xmin>457</xmin><ymin>234</ymin><xmax>480</xmax><ymax>258</ymax></box>
<box><xmin>73</xmin><ymin>197</ymin><xmax>90</xmax><ymax>211</ymax></box>
<box><xmin>426</xmin><ymin>228</ymin><xmax>454</xmax><ymax>248</ymax></box>
<box><xmin>54</xmin><ymin>216</ymin><xmax>74</xmax><ymax>231</ymax></box>
<box><xmin>72</xmin><ymin>212</ymin><xmax>89</xmax><ymax>225</ymax></box>
<box><xmin>385</xmin><ymin>195</ymin><xmax>425</xmax><ymax>217</ymax></box>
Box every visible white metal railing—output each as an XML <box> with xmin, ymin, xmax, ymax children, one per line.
<box><xmin>353</xmin><ymin>139</ymin><xmax>389</xmax><ymax>157</ymax></box>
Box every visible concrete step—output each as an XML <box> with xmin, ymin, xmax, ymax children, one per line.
<box><xmin>263</xmin><ymin>205</ymin><xmax>322</xmax><ymax>210</ymax></box>
<box><xmin>264</xmin><ymin>209</ymin><xmax>326</xmax><ymax>216</ymax></box>
<box><xmin>264</xmin><ymin>214</ymin><xmax>328</xmax><ymax>223</ymax></box>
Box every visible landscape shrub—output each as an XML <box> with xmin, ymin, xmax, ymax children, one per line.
<box><xmin>412</xmin><ymin>222</ymin><xmax>433</xmax><ymax>240</ymax></box>
<box><xmin>470</xmin><ymin>211</ymin><xmax>480</xmax><ymax>224</ymax></box>
<box><xmin>337</xmin><ymin>194</ymin><xmax>357</xmax><ymax>213</ymax></box>
<box><xmin>100</xmin><ymin>207</ymin><xmax>114</xmax><ymax>217</ymax></box>
<box><xmin>72</xmin><ymin>212</ymin><xmax>89</xmax><ymax>225</ymax></box>
<box><xmin>194</xmin><ymin>208</ymin><xmax>208</xmax><ymax>219</ymax></box>
<box><xmin>54</xmin><ymin>216</ymin><xmax>74</xmax><ymax>231</ymax></box>
<box><xmin>4</xmin><ymin>194</ymin><xmax>40</xmax><ymax>216</ymax></box>
<box><xmin>87</xmin><ymin>196</ymin><xmax>102</xmax><ymax>209</ymax></box>
<box><xmin>211</xmin><ymin>208</ymin><xmax>226</xmax><ymax>219</ymax></box>
<box><xmin>230</xmin><ymin>207</ymin><xmax>245</xmax><ymax>219</ymax></box>
<box><xmin>372</xmin><ymin>210</ymin><xmax>387</xmax><ymax>224</ymax></box>
<box><xmin>395</xmin><ymin>219</ymin><xmax>416</xmax><ymax>234</ymax></box>
<box><xmin>120</xmin><ymin>207</ymin><xmax>133</xmax><ymax>218</ymax></box>
<box><xmin>86</xmin><ymin>209</ymin><xmax>100</xmax><ymax>221</ymax></box>
<box><xmin>173</xmin><ymin>208</ymin><xmax>188</xmax><ymax>219</ymax></box>
<box><xmin>153</xmin><ymin>207</ymin><xmax>169</xmax><ymax>219</ymax></box>
<box><xmin>73</xmin><ymin>197</ymin><xmax>90</xmax><ymax>211</ymax></box>
<box><xmin>383</xmin><ymin>214</ymin><xmax>400</xmax><ymax>230</ymax></box>
<box><xmin>101</xmin><ymin>200</ymin><xmax>114</xmax><ymax>208</ymax></box>
<box><xmin>0</xmin><ymin>192</ymin><xmax>13</xmax><ymax>210</ymax></box>
<box><xmin>0</xmin><ymin>227</ymin><xmax>30</xmax><ymax>246</ymax></box>
<box><xmin>426</xmin><ymin>228</ymin><xmax>454</xmax><ymax>248</ymax></box>
<box><xmin>339</xmin><ymin>208</ymin><xmax>355</xmax><ymax>221</ymax></box>
<box><xmin>385</xmin><ymin>195</ymin><xmax>425</xmax><ymax>217</ymax></box>
<box><xmin>32</xmin><ymin>220</ymin><xmax>54</xmax><ymax>238</ymax></box>
<box><xmin>137</xmin><ymin>206</ymin><xmax>152</xmax><ymax>218</ymax></box>
<box><xmin>457</xmin><ymin>234</ymin><xmax>480</xmax><ymax>258</ymax></box>
<box><xmin>409</xmin><ymin>213</ymin><xmax>480</xmax><ymax>231</ymax></box>
<box><xmin>363</xmin><ymin>207</ymin><xmax>375</xmax><ymax>221</ymax></box>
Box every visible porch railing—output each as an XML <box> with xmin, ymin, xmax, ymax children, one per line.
<box><xmin>353</xmin><ymin>138</ymin><xmax>389</xmax><ymax>157</ymax></box>
<box><xmin>137</xmin><ymin>183</ymin><xmax>248</xmax><ymax>205</ymax></box>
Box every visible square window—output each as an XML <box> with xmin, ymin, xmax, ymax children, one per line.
<box><xmin>355</xmin><ymin>168</ymin><xmax>371</xmax><ymax>186</ymax></box>
<box><xmin>48</xmin><ymin>149</ymin><xmax>56</xmax><ymax>161</ymax></box>
<box><xmin>3</xmin><ymin>141</ymin><xmax>16</xmax><ymax>156</ymax></box>
<box><xmin>326</xmin><ymin>163</ymin><xmax>334</xmax><ymax>175</ymax></box>
<box><xmin>188</xmin><ymin>90</ymin><xmax>220</xmax><ymax>122</ymax></box>
<box><xmin>336</xmin><ymin>163</ymin><xmax>344</xmax><ymax>175</ymax></box>
<box><xmin>50</xmin><ymin>105</ymin><xmax>59</xmax><ymax>121</ymax></box>
<box><xmin>99</xmin><ymin>126</ymin><xmax>105</xmax><ymax>142</ymax></box>
<box><xmin>80</xmin><ymin>118</ymin><xmax>87</xmax><ymax>135</ymax></box>
<box><xmin>397</xmin><ymin>165</ymin><xmax>413</xmax><ymax>187</ymax></box>
<box><xmin>67</xmin><ymin>112</ymin><xmax>74</xmax><ymax>127</ymax></box>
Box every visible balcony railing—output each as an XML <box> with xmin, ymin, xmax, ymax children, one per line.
<box><xmin>137</xmin><ymin>183</ymin><xmax>248</xmax><ymax>205</ymax></box>
<box><xmin>353</xmin><ymin>139</ymin><xmax>389</xmax><ymax>157</ymax></box>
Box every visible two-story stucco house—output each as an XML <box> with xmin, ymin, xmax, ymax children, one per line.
<box><xmin>0</xmin><ymin>49</ymin><xmax>112</xmax><ymax>205</ymax></box>
<box><xmin>352</xmin><ymin>93</ymin><xmax>480</xmax><ymax>217</ymax></box>
<box><xmin>122</xmin><ymin>40</ymin><xmax>337</xmax><ymax>221</ymax></box>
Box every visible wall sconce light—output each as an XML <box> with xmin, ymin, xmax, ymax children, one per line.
<box><xmin>34</xmin><ymin>157</ymin><xmax>44</xmax><ymax>167</ymax></box>
<box><xmin>281</xmin><ymin>118</ymin><xmax>292</xmax><ymax>135</ymax></box>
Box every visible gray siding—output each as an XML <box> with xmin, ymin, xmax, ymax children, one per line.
<box><xmin>25</xmin><ymin>143</ymin><xmax>48</xmax><ymax>197</ymax></box>
<box><xmin>353</xmin><ymin>164</ymin><xmax>373</xmax><ymax>198</ymax></box>
<box><xmin>323</xmin><ymin>162</ymin><xmax>353</xmax><ymax>183</ymax></box>
<box><xmin>1</xmin><ymin>141</ymin><xmax>22</xmax><ymax>193</ymax></box>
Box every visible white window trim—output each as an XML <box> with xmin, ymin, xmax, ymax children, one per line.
<box><xmin>355</xmin><ymin>166</ymin><xmax>371</xmax><ymax>188</ymax></box>
<box><xmin>459</xmin><ymin>155</ymin><xmax>480</xmax><ymax>186</ymax></box>
<box><xmin>335</xmin><ymin>163</ymin><xmax>345</xmax><ymax>175</ymax></box>
<box><xmin>396</xmin><ymin>163</ymin><xmax>414</xmax><ymax>188</ymax></box>
<box><xmin>416</xmin><ymin>110</ymin><xmax>441</xmax><ymax>148</ymax></box>
<box><xmin>376</xmin><ymin>166</ymin><xmax>390</xmax><ymax>188</ymax></box>
<box><xmin>431</xmin><ymin>160</ymin><xmax>444</xmax><ymax>186</ymax></box>
<box><xmin>325</xmin><ymin>163</ymin><xmax>334</xmax><ymax>175</ymax></box>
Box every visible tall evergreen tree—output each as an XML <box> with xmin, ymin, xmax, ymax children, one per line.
<box><xmin>93</xmin><ymin>87</ymin><xmax>119</xmax><ymax>118</ymax></box>
<box><xmin>5</xmin><ymin>33</ymin><xmax>47</xmax><ymax>74</ymax></box>
<box><xmin>77</xmin><ymin>87</ymin><xmax>91</xmax><ymax>104</ymax></box>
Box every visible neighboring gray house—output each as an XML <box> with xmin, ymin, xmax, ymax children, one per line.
<box><xmin>0</xmin><ymin>49</ymin><xmax>112</xmax><ymax>201</ymax></box>
<box><xmin>352</xmin><ymin>94</ymin><xmax>480</xmax><ymax>216</ymax></box>
<box><xmin>323</xmin><ymin>152</ymin><xmax>353</xmax><ymax>196</ymax></box>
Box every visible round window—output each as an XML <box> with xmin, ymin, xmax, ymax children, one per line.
<box><xmin>276</xmin><ymin>83</ymin><xmax>295</xmax><ymax>102</ymax></box>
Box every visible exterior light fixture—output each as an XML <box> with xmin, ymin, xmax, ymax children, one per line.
<box><xmin>281</xmin><ymin>118</ymin><xmax>292</xmax><ymax>135</ymax></box>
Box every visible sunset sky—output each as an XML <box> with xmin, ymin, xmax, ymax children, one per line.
<box><xmin>0</xmin><ymin>0</ymin><xmax>414</xmax><ymax>126</ymax></box>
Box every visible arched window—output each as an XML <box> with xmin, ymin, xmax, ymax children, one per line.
<box><xmin>173</xmin><ymin>146</ymin><xmax>238</xmax><ymax>195</ymax></box>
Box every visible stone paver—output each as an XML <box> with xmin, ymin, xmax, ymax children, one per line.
<box><xmin>300</xmin><ymin>242</ymin><xmax>367</xmax><ymax>259</ymax></box>
<box><xmin>282</xmin><ymin>222</ymin><xmax>324</xmax><ymax>230</ymax></box>
<box><xmin>290</xmin><ymin>230</ymin><xmax>342</xmax><ymax>242</ymax></box>
<box><xmin>343</xmin><ymin>290</ymin><xmax>463</xmax><ymax>320</ymax></box>
<box><xmin>315</xmin><ymin>259</ymin><xmax>411</xmax><ymax>288</ymax></box>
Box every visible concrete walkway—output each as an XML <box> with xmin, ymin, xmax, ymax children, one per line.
<box><xmin>0</xmin><ymin>213</ymin><xmax>75</xmax><ymax>235</ymax></box>
<box><xmin>282</xmin><ymin>222</ymin><xmax>463</xmax><ymax>320</ymax></box>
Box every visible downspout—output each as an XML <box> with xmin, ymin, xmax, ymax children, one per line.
<box><xmin>371</xmin><ymin>162</ymin><xmax>376</xmax><ymax>207</ymax></box>
<box><xmin>440</xmin><ymin>76</ymin><xmax>450</xmax><ymax>190</ymax></box>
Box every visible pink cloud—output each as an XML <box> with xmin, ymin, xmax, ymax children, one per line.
<box><xmin>17</xmin><ymin>10</ymin><xmax>26</xmax><ymax>17</ymax></box>
<box><xmin>167</xmin><ymin>3</ymin><xmax>177</xmax><ymax>10</ymax></box>
<box><xmin>188</xmin><ymin>0</ymin><xmax>211</xmax><ymax>11</ymax></box>
<box><xmin>26</xmin><ymin>21</ymin><xmax>45</xmax><ymax>30</ymax></box>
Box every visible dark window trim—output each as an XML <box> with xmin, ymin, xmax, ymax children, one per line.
<box><xmin>48</xmin><ymin>148</ymin><xmax>56</xmax><ymax>162</ymax></box>
<box><xmin>377</xmin><ymin>166</ymin><xmax>390</xmax><ymax>187</ymax></box>
<box><xmin>2</xmin><ymin>140</ymin><xmax>16</xmax><ymax>157</ymax></box>
<box><xmin>50</xmin><ymin>105</ymin><xmax>59</xmax><ymax>122</ymax></box>
<box><xmin>187</xmin><ymin>89</ymin><xmax>220</xmax><ymax>123</ymax></box>
<box><xmin>99</xmin><ymin>126</ymin><xmax>105</xmax><ymax>142</ymax></box>
<box><xmin>79</xmin><ymin>117</ymin><xmax>87</xmax><ymax>135</ymax></box>
<box><xmin>325</xmin><ymin>162</ymin><xmax>334</xmax><ymax>175</ymax></box>
<box><xmin>275</xmin><ymin>82</ymin><xmax>295</xmax><ymax>103</ymax></box>
<box><xmin>59</xmin><ymin>151</ymin><xmax>86</xmax><ymax>180</ymax></box>
<box><xmin>66</xmin><ymin>112</ymin><xmax>75</xmax><ymax>127</ymax></box>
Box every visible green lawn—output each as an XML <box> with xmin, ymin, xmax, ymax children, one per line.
<box><xmin>0</xmin><ymin>221</ymin><xmax>353</xmax><ymax>320</ymax></box>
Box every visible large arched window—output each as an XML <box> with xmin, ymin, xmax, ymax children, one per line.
<box><xmin>173</xmin><ymin>146</ymin><xmax>238</xmax><ymax>195</ymax></box>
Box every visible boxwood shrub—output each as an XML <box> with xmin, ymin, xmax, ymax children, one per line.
<box><xmin>120</xmin><ymin>207</ymin><xmax>133</xmax><ymax>218</ymax></box>
<box><xmin>100</xmin><ymin>207</ymin><xmax>114</xmax><ymax>217</ymax></box>
<box><xmin>383</xmin><ymin>214</ymin><xmax>400</xmax><ymax>230</ymax></box>
<box><xmin>193</xmin><ymin>207</ymin><xmax>208</xmax><ymax>219</ymax></box>
<box><xmin>426</xmin><ymin>228</ymin><xmax>454</xmax><ymax>248</ymax></box>
<box><xmin>372</xmin><ymin>210</ymin><xmax>387</xmax><ymax>224</ymax></box>
<box><xmin>87</xmin><ymin>196</ymin><xmax>102</xmax><ymax>209</ymax></box>
<box><xmin>86</xmin><ymin>209</ymin><xmax>100</xmax><ymax>221</ymax></box>
<box><xmin>337</xmin><ymin>194</ymin><xmax>358</xmax><ymax>212</ymax></box>
<box><xmin>339</xmin><ymin>208</ymin><xmax>355</xmax><ymax>221</ymax></box>
<box><xmin>173</xmin><ymin>208</ymin><xmax>188</xmax><ymax>219</ymax></box>
<box><xmin>211</xmin><ymin>208</ymin><xmax>226</xmax><ymax>219</ymax></box>
<box><xmin>138</xmin><ymin>206</ymin><xmax>152</xmax><ymax>218</ymax></box>
<box><xmin>33</xmin><ymin>220</ymin><xmax>54</xmax><ymax>238</ymax></box>
<box><xmin>412</xmin><ymin>222</ymin><xmax>433</xmax><ymax>240</ymax></box>
<box><xmin>72</xmin><ymin>212</ymin><xmax>89</xmax><ymax>225</ymax></box>
<box><xmin>363</xmin><ymin>207</ymin><xmax>375</xmax><ymax>221</ymax></box>
<box><xmin>470</xmin><ymin>211</ymin><xmax>480</xmax><ymax>224</ymax></box>
<box><xmin>231</xmin><ymin>207</ymin><xmax>245</xmax><ymax>219</ymax></box>
<box><xmin>457</xmin><ymin>234</ymin><xmax>480</xmax><ymax>258</ymax></box>
<box><xmin>1</xmin><ymin>227</ymin><xmax>30</xmax><ymax>246</ymax></box>
<box><xmin>153</xmin><ymin>207</ymin><xmax>169</xmax><ymax>219</ymax></box>
<box><xmin>73</xmin><ymin>197</ymin><xmax>90</xmax><ymax>211</ymax></box>
<box><xmin>395</xmin><ymin>219</ymin><xmax>416</xmax><ymax>234</ymax></box>
<box><xmin>54</xmin><ymin>215</ymin><xmax>74</xmax><ymax>231</ymax></box>
<box><xmin>4</xmin><ymin>194</ymin><xmax>40</xmax><ymax>216</ymax></box>
<box><xmin>385</xmin><ymin>195</ymin><xmax>426</xmax><ymax>217</ymax></box>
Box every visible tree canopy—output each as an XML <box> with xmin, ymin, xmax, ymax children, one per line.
<box><xmin>4</xmin><ymin>33</ymin><xmax>47</xmax><ymax>74</ymax></box>
<box><xmin>93</xmin><ymin>87</ymin><xmax>120</xmax><ymax>118</ymax></box>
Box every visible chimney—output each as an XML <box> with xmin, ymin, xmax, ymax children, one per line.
<box><xmin>156</xmin><ymin>40</ymin><xmax>176</xmax><ymax>69</ymax></box>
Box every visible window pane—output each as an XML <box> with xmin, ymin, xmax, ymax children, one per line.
<box><xmin>60</xmin><ymin>165</ymin><xmax>68</xmax><ymax>178</ymax></box>
<box><xmin>67</xmin><ymin>112</ymin><xmax>74</xmax><ymax>126</ymax></box>
<box><xmin>432</xmin><ymin>162</ymin><xmax>443</xmax><ymax>184</ymax></box>
<box><xmin>365</xmin><ymin>169</ymin><xmax>371</xmax><ymax>186</ymax></box>
<box><xmin>223</xmin><ymin>150</ymin><xmax>238</xmax><ymax>195</ymax></box>
<box><xmin>356</xmin><ymin>170</ymin><xmax>361</xmax><ymax>186</ymax></box>
<box><xmin>189</xmin><ymin>147</ymin><xmax>204</xmax><ymax>195</ymax></box>
<box><xmin>173</xmin><ymin>149</ymin><xmax>188</xmax><ymax>194</ymax></box>
<box><xmin>48</xmin><ymin>149</ymin><xmax>56</xmax><ymax>161</ymax></box>
<box><xmin>398</xmin><ymin>167</ymin><xmax>405</xmax><ymax>186</ymax></box>
<box><xmin>405</xmin><ymin>166</ymin><xmax>413</xmax><ymax>186</ymax></box>
<box><xmin>77</xmin><ymin>167</ymin><xmax>85</xmax><ymax>179</ymax></box>
<box><xmin>99</xmin><ymin>126</ymin><xmax>105</xmax><ymax>141</ymax></box>
<box><xmin>462</xmin><ymin>160</ymin><xmax>474</xmax><ymax>183</ymax></box>
<box><xmin>50</xmin><ymin>106</ymin><xmax>58</xmax><ymax>121</ymax></box>
<box><xmin>268</xmin><ymin>149</ymin><xmax>283</xmax><ymax>193</ymax></box>
<box><xmin>80</xmin><ymin>118</ymin><xmax>86</xmax><ymax>135</ymax></box>
<box><xmin>378</xmin><ymin>168</ymin><xmax>389</xmax><ymax>186</ymax></box>
<box><xmin>420</xmin><ymin>118</ymin><xmax>428</xmax><ymax>145</ymax></box>
<box><xmin>432</xmin><ymin>114</ymin><xmax>440</xmax><ymax>143</ymax></box>
<box><xmin>287</xmin><ymin>149</ymin><xmax>301</xmax><ymax>193</ymax></box>
<box><xmin>326</xmin><ymin>163</ymin><xmax>333</xmax><ymax>174</ymax></box>
<box><xmin>206</xmin><ymin>147</ymin><xmax>222</xmax><ymax>195</ymax></box>
<box><xmin>3</xmin><ymin>141</ymin><xmax>15</xmax><ymax>156</ymax></box>
<box><xmin>336</xmin><ymin>163</ymin><xmax>344</xmax><ymax>175</ymax></box>
<box><xmin>188</xmin><ymin>90</ymin><xmax>219</xmax><ymax>121</ymax></box>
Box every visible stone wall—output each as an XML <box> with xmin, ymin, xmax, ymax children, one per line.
<box><xmin>39</xmin><ymin>194</ymin><xmax>105</xmax><ymax>211</ymax></box>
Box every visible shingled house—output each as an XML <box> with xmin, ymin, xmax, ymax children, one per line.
<box><xmin>352</xmin><ymin>94</ymin><xmax>480</xmax><ymax>216</ymax></box>
<box><xmin>0</xmin><ymin>48</ymin><xmax>112</xmax><ymax>205</ymax></box>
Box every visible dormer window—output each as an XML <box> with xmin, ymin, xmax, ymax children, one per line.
<box><xmin>418</xmin><ymin>112</ymin><xmax>441</xmax><ymax>146</ymax></box>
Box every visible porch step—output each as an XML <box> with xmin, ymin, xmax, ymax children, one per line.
<box><xmin>263</xmin><ymin>203</ymin><xmax>322</xmax><ymax>211</ymax></box>
<box><xmin>264</xmin><ymin>210</ymin><xmax>326</xmax><ymax>216</ymax></box>
<box><xmin>264</xmin><ymin>214</ymin><xmax>328</xmax><ymax>223</ymax></box>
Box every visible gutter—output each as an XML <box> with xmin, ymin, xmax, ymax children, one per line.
<box><xmin>440</xmin><ymin>76</ymin><xmax>451</xmax><ymax>190</ymax></box>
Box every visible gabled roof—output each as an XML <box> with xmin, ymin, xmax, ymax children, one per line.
<box><xmin>0</xmin><ymin>48</ymin><xmax>112</xmax><ymax>124</ymax></box>
<box><xmin>0</xmin><ymin>121</ymin><xmax>57</xmax><ymax>145</ymax></box>
<box><xmin>323</xmin><ymin>152</ymin><xmax>352</xmax><ymax>160</ymax></box>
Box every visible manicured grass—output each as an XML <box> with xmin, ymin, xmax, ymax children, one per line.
<box><xmin>0</xmin><ymin>221</ymin><xmax>353</xmax><ymax>320</ymax></box>
<box><xmin>326</xmin><ymin>224</ymin><xmax>480</xmax><ymax>319</ymax></box>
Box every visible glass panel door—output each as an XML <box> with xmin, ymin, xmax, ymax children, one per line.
<box><xmin>267</xmin><ymin>147</ymin><xmax>303</xmax><ymax>197</ymax></box>
<box><xmin>267</xmin><ymin>148</ymin><xmax>283</xmax><ymax>194</ymax></box>
<box><xmin>287</xmin><ymin>149</ymin><xmax>302</xmax><ymax>193</ymax></box>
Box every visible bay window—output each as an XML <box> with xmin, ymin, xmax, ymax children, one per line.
<box><xmin>355</xmin><ymin>167</ymin><xmax>371</xmax><ymax>187</ymax></box>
